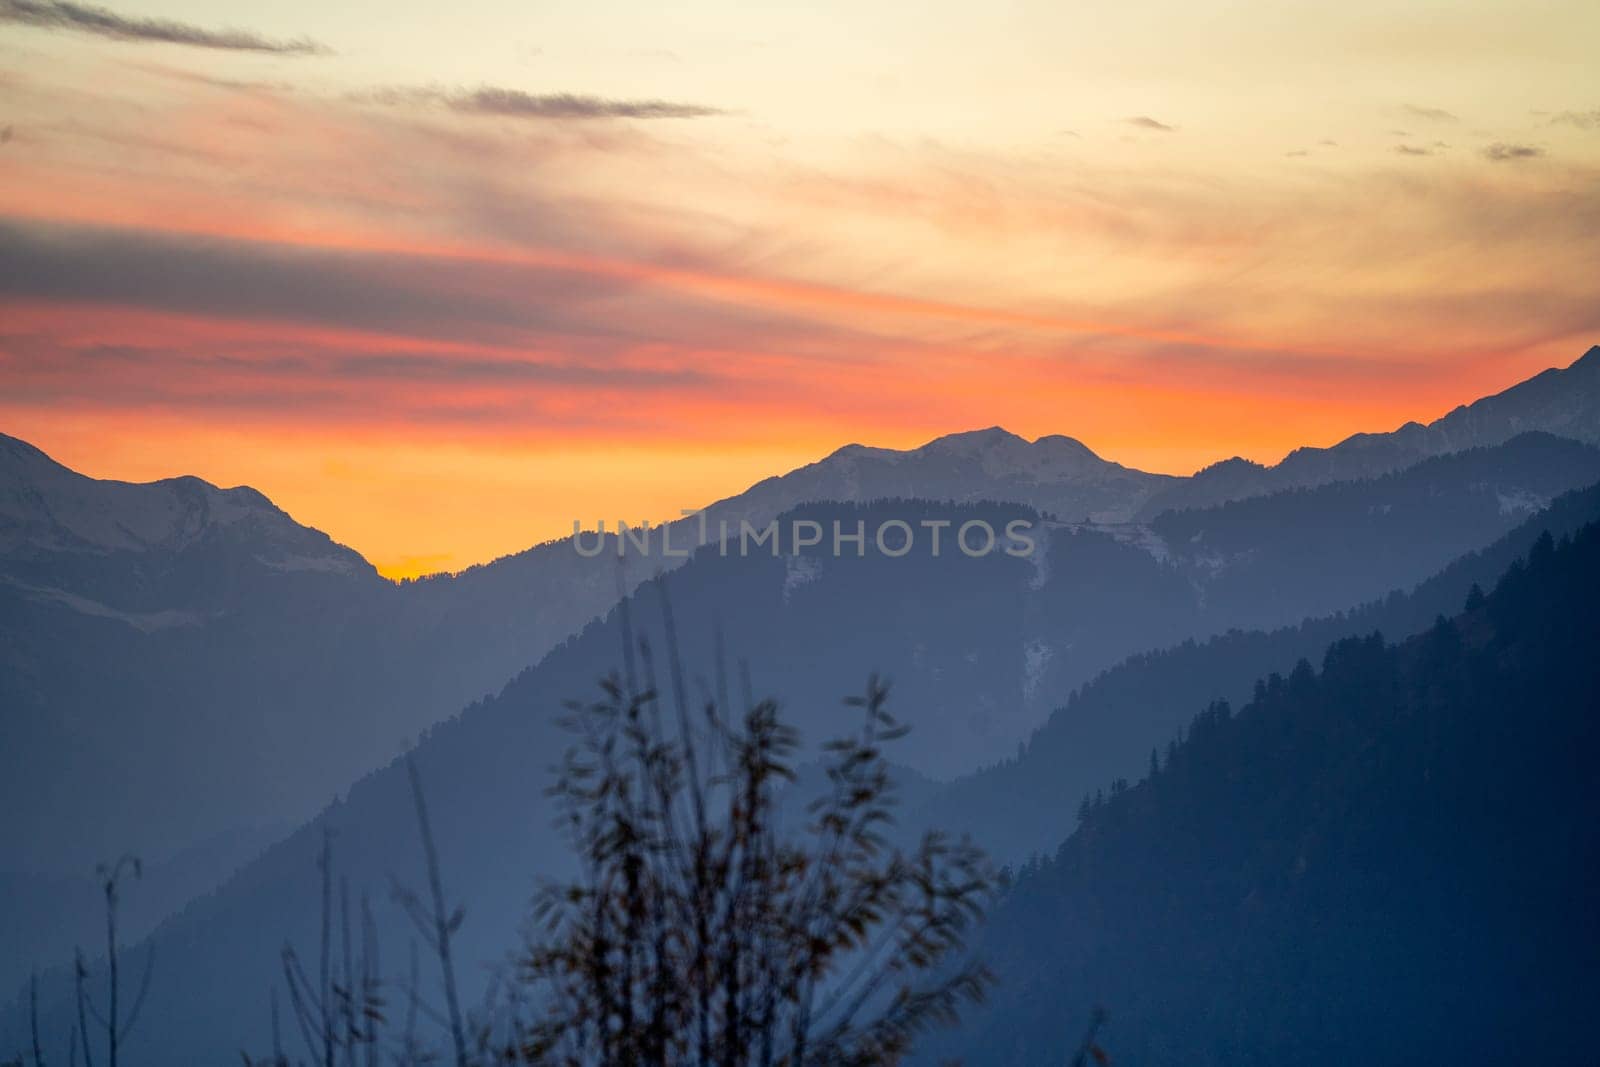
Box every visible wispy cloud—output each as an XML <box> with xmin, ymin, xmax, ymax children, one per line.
<box><xmin>1395</xmin><ymin>144</ymin><xmax>1432</xmax><ymax>156</ymax></box>
<box><xmin>455</xmin><ymin>88</ymin><xmax>720</xmax><ymax>119</ymax></box>
<box><xmin>1122</xmin><ymin>115</ymin><xmax>1177</xmax><ymax>132</ymax></box>
<box><xmin>1482</xmin><ymin>142</ymin><xmax>1544</xmax><ymax>161</ymax></box>
<box><xmin>1402</xmin><ymin>104</ymin><xmax>1458</xmax><ymax>123</ymax></box>
<box><xmin>0</xmin><ymin>0</ymin><xmax>329</xmax><ymax>53</ymax></box>
<box><xmin>367</xmin><ymin>85</ymin><xmax>722</xmax><ymax>121</ymax></box>
<box><xmin>1550</xmin><ymin>109</ymin><xmax>1600</xmax><ymax>130</ymax></box>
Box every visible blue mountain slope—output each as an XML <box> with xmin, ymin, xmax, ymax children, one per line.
<box><xmin>914</xmin><ymin>520</ymin><xmax>1600</xmax><ymax>1066</ymax></box>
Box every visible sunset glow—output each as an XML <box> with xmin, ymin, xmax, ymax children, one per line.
<box><xmin>3</xmin><ymin>0</ymin><xmax>1598</xmax><ymax>576</ymax></box>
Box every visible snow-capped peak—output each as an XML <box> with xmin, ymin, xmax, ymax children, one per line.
<box><xmin>0</xmin><ymin>433</ymin><xmax>369</xmax><ymax>575</ymax></box>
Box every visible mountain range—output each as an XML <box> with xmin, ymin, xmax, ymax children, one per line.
<box><xmin>9</xmin><ymin>449</ymin><xmax>1600</xmax><ymax>1058</ymax></box>
<box><xmin>7</xmin><ymin>427</ymin><xmax>1597</xmax><ymax>876</ymax></box>
<box><xmin>6</xmin><ymin>347</ymin><xmax>1598</xmax><ymax>872</ymax></box>
<box><xmin>1136</xmin><ymin>343</ymin><xmax>1600</xmax><ymax>516</ymax></box>
<box><xmin>914</xmin><ymin>519</ymin><xmax>1600</xmax><ymax>1065</ymax></box>
<box><xmin>3</xmin><ymin>345</ymin><xmax>1600</xmax><ymax>1061</ymax></box>
<box><xmin>906</xmin><ymin>479</ymin><xmax>1600</xmax><ymax>865</ymax></box>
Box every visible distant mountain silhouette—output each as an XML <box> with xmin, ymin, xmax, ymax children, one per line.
<box><xmin>1138</xmin><ymin>344</ymin><xmax>1600</xmax><ymax>517</ymax></box>
<box><xmin>0</xmin><ymin>434</ymin><xmax>368</xmax><ymax>576</ymax></box>
<box><xmin>4</xmin><ymin>344</ymin><xmax>1600</xmax><ymax>1040</ymax></box>
<box><xmin>9</xmin><ymin>440</ymin><xmax>1600</xmax><ymax>1062</ymax></box>
<box><xmin>0</xmin><ymin>821</ymin><xmax>286</xmax><ymax>1008</ymax></box>
<box><xmin>1</xmin><ymin>432</ymin><xmax>496</xmax><ymax>875</ymax></box>
<box><xmin>8</xmin><ymin>414</ymin><xmax>1587</xmax><ymax>876</ymax></box>
<box><xmin>717</xmin><ymin>426</ymin><xmax>1177</xmax><ymax>524</ymax></box>
<box><xmin>0</xmin><ymin>417</ymin><xmax>1199</xmax><ymax>872</ymax></box>
<box><xmin>907</xmin><ymin>479</ymin><xmax>1600</xmax><ymax>864</ymax></box>
<box><xmin>407</xmin><ymin>342</ymin><xmax>1600</xmax><ymax>710</ymax></box>
<box><xmin>913</xmin><ymin>519</ymin><xmax>1600</xmax><ymax>1066</ymax></box>
<box><xmin>1145</xmin><ymin>432</ymin><xmax>1600</xmax><ymax>625</ymax></box>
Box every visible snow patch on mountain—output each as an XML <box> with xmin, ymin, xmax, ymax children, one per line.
<box><xmin>4</xmin><ymin>577</ymin><xmax>207</xmax><ymax>632</ymax></box>
<box><xmin>1022</xmin><ymin>639</ymin><xmax>1053</xmax><ymax>703</ymax></box>
<box><xmin>1497</xmin><ymin>489</ymin><xmax>1547</xmax><ymax>516</ymax></box>
<box><xmin>0</xmin><ymin>433</ymin><xmax>371</xmax><ymax>577</ymax></box>
<box><xmin>782</xmin><ymin>553</ymin><xmax>823</xmax><ymax>601</ymax></box>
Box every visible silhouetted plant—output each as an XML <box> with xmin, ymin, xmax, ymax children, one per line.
<box><xmin>393</xmin><ymin>757</ymin><xmax>471</xmax><ymax>1067</ymax></box>
<box><xmin>512</xmin><ymin>665</ymin><xmax>995</xmax><ymax>1066</ymax></box>
<box><xmin>236</xmin><ymin>582</ymin><xmax>998</xmax><ymax>1065</ymax></box>
<box><xmin>277</xmin><ymin>830</ymin><xmax>386</xmax><ymax>1067</ymax></box>
<box><xmin>67</xmin><ymin>856</ymin><xmax>152</xmax><ymax>1067</ymax></box>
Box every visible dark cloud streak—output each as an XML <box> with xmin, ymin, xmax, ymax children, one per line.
<box><xmin>1550</xmin><ymin>110</ymin><xmax>1600</xmax><ymax>130</ymax></box>
<box><xmin>8</xmin><ymin>340</ymin><xmax>708</xmax><ymax>390</ymax></box>
<box><xmin>0</xmin><ymin>219</ymin><xmax>867</xmax><ymax>363</ymax></box>
<box><xmin>0</xmin><ymin>219</ymin><xmax>636</xmax><ymax>345</ymax></box>
<box><xmin>0</xmin><ymin>0</ymin><xmax>328</xmax><ymax>53</ymax></box>
<box><xmin>456</xmin><ymin>88</ymin><xmax>720</xmax><ymax>119</ymax></box>
<box><xmin>1482</xmin><ymin>142</ymin><xmax>1544</xmax><ymax>161</ymax></box>
<box><xmin>1122</xmin><ymin>116</ymin><xmax>1177</xmax><ymax>132</ymax></box>
<box><xmin>367</xmin><ymin>85</ymin><xmax>722</xmax><ymax>121</ymax></box>
<box><xmin>1402</xmin><ymin>104</ymin><xmax>1458</xmax><ymax>122</ymax></box>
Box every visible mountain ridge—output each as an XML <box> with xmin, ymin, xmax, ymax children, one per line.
<box><xmin>1139</xmin><ymin>344</ymin><xmax>1600</xmax><ymax>516</ymax></box>
<box><xmin>10</xmin><ymin>436</ymin><xmax>1600</xmax><ymax>1062</ymax></box>
<box><xmin>0</xmin><ymin>432</ymin><xmax>366</xmax><ymax>572</ymax></box>
<box><xmin>913</xmin><ymin>514</ymin><xmax>1600</xmax><ymax>1065</ymax></box>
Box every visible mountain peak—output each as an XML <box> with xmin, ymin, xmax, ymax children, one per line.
<box><xmin>716</xmin><ymin>424</ymin><xmax>1171</xmax><ymax>529</ymax></box>
<box><xmin>1194</xmin><ymin>455</ymin><xmax>1266</xmax><ymax>478</ymax></box>
<box><xmin>1033</xmin><ymin>434</ymin><xmax>1103</xmax><ymax>460</ymax></box>
<box><xmin>0</xmin><ymin>432</ymin><xmax>371</xmax><ymax>575</ymax></box>
<box><xmin>918</xmin><ymin>426</ymin><xmax>1027</xmax><ymax>453</ymax></box>
<box><xmin>0</xmin><ymin>431</ymin><xmax>76</xmax><ymax>480</ymax></box>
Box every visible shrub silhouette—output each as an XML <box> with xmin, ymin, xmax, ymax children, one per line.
<box><xmin>27</xmin><ymin>621</ymin><xmax>995</xmax><ymax>1065</ymax></box>
<box><xmin>512</xmin><ymin>662</ymin><xmax>995</xmax><ymax>1066</ymax></box>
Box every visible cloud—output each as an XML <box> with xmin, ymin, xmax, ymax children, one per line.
<box><xmin>1394</xmin><ymin>144</ymin><xmax>1432</xmax><ymax>156</ymax></box>
<box><xmin>1122</xmin><ymin>116</ymin><xmax>1177</xmax><ymax>132</ymax></box>
<box><xmin>128</xmin><ymin>61</ymin><xmax>293</xmax><ymax>94</ymax></box>
<box><xmin>0</xmin><ymin>0</ymin><xmax>328</xmax><ymax>53</ymax></box>
<box><xmin>0</xmin><ymin>219</ymin><xmax>647</xmax><ymax>345</ymax></box>
<box><xmin>9</xmin><ymin>340</ymin><xmax>708</xmax><ymax>392</ymax></box>
<box><xmin>1402</xmin><ymin>104</ymin><xmax>1458</xmax><ymax>122</ymax></box>
<box><xmin>456</xmin><ymin>88</ymin><xmax>720</xmax><ymax>120</ymax></box>
<box><xmin>367</xmin><ymin>85</ymin><xmax>722</xmax><ymax>121</ymax></box>
<box><xmin>1482</xmin><ymin>142</ymin><xmax>1544</xmax><ymax>161</ymax></box>
<box><xmin>1550</xmin><ymin>109</ymin><xmax>1600</xmax><ymax>130</ymax></box>
<box><xmin>9</xmin><ymin>65</ymin><xmax>1600</xmax><ymax>447</ymax></box>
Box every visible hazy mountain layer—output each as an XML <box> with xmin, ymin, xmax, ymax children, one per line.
<box><xmin>6</xmin><ymin>347</ymin><xmax>1599</xmax><ymax>874</ymax></box>
<box><xmin>914</xmin><ymin>521</ymin><xmax>1600</xmax><ymax>1066</ymax></box>
<box><xmin>908</xmin><ymin>480</ymin><xmax>1600</xmax><ymax>864</ymax></box>
<box><xmin>8</xmin><ymin>439</ymin><xmax>1600</xmax><ymax>1062</ymax></box>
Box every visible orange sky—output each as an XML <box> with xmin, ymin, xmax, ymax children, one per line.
<box><xmin>2</xmin><ymin>3</ymin><xmax>1598</xmax><ymax>576</ymax></box>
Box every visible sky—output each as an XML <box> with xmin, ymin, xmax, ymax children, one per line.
<box><xmin>1</xmin><ymin>0</ymin><xmax>1598</xmax><ymax>577</ymax></box>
